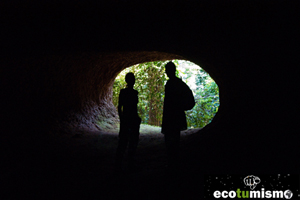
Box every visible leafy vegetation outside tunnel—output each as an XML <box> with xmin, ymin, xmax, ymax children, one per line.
<box><xmin>108</xmin><ymin>59</ymin><xmax>220</xmax><ymax>131</ymax></box>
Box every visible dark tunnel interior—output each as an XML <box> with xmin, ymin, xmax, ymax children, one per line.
<box><xmin>1</xmin><ymin>1</ymin><xmax>299</xmax><ymax>199</ymax></box>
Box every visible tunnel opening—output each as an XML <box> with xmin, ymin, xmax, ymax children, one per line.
<box><xmin>46</xmin><ymin>52</ymin><xmax>222</xmax><ymax>177</ymax></box>
<box><xmin>11</xmin><ymin>51</ymin><xmax>221</xmax><ymax>139</ymax></box>
<box><xmin>103</xmin><ymin>59</ymin><xmax>220</xmax><ymax>136</ymax></box>
<box><xmin>2</xmin><ymin>51</ymin><xmax>222</xmax><ymax>160</ymax></box>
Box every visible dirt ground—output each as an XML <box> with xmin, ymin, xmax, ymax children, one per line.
<box><xmin>3</xmin><ymin>127</ymin><xmax>204</xmax><ymax>199</ymax></box>
<box><xmin>52</xmin><ymin>126</ymin><xmax>202</xmax><ymax>177</ymax></box>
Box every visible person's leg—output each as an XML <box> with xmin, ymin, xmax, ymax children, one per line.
<box><xmin>172</xmin><ymin>130</ymin><xmax>180</xmax><ymax>167</ymax></box>
<box><xmin>164</xmin><ymin>131</ymin><xmax>172</xmax><ymax>168</ymax></box>
<box><xmin>115</xmin><ymin>132</ymin><xmax>129</xmax><ymax>171</ymax></box>
<box><xmin>164</xmin><ymin>130</ymin><xmax>180</xmax><ymax>169</ymax></box>
<box><xmin>128</xmin><ymin>130</ymin><xmax>140</xmax><ymax>169</ymax></box>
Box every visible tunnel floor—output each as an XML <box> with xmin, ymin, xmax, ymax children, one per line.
<box><xmin>4</xmin><ymin>125</ymin><xmax>298</xmax><ymax>199</ymax></box>
<box><xmin>3</xmin><ymin>128</ymin><xmax>204</xmax><ymax>199</ymax></box>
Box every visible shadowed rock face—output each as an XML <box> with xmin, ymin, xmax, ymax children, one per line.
<box><xmin>1</xmin><ymin>0</ymin><xmax>299</xmax><ymax>176</ymax></box>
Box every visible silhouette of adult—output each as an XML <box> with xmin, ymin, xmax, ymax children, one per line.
<box><xmin>115</xmin><ymin>72</ymin><xmax>141</xmax><ymax>172</ymax></box>
<box><xmin>162</xmin><ymin>61</ymin><xmax>189</xmax><ymax>171</ymax></box>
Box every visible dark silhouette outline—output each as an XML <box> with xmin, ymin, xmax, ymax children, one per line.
<box><xmin>162</xmin><ymin>61</ymin><xmax>191</xmax><ymax>171</ymax></box>
<box><xmin>115</xmin><ymin>72</ymin><xmax>141</xmax><ymax>172</ymax></box>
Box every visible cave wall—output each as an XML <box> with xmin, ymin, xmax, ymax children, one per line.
<box><xmin>1</xmin><ymin>1</ymin><xmax>299</xmax><ymax>171</ymax></box>
<box><xmin>2</xmin><ymin>51</ymin><xmax>184</xmax><ymax>134</ymax></box>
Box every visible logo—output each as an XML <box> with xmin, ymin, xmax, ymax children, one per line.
<box><xmin>244</xmin><ymin>175</ymin><xmax>261</xmax><ymax>190</ymax></box>
<box><xmin>206</xmin><ymin>174</ymin><xmax>298</xmax><ymax>199</ymax></box>
<box><xmin>284</xmin><ymin>190</ymin><xmax>293</xmax><ymax>199</ymax></box>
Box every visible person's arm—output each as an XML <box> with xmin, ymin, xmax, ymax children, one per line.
<box><xmin>136</xmin><ymin>90</ymin><xmax>139</xmax><ymax>105</ymax></box>
<box><xmin>118</xmin><ymin>90</ymin><xmax>123</xmax><ymax>121</ymax></box>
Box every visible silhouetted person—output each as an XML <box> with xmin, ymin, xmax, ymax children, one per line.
<box><xmin>115</xmin><ymin>72</ymin><xmax>141</xmax><ymax>172</ymax></box>
<box><xmin>162</xmin><ymin>61</ymin><xmax>189</xmax><ymax>171</ymax></box>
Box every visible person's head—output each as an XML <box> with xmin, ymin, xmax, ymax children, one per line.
<box><xmin>125</xmin><ymin>72</ymin><xmax>135</xmax><ymax>87</ymax></box>
<box><xmin>165</xmin><ymin>61</ymin><xmax>176</xmax><ymax>78</ymax></box>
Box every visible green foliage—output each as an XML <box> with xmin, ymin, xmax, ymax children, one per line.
<box><xmin>112</xmin><ymin>60</ymin><xmax>220</xmax><ymax>129</ymax></box>
<box><xmin>186</xmin><ymin>81</ymin><xmax>219</xmax><ymax>128</ymax></box>
<box><xmin>177</xmin><ymin>60</ymin><xmax>219</xmax><ymax>128</ymax></box>
<box><xmin>112</xmin><ymin>61</ymin><xmax>168</xmax><ymax>126</ymax></box>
